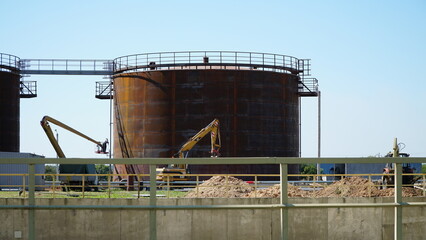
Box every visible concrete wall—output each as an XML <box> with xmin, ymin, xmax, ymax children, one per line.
<box><xmin>1</xmin><ymin>197</ymin><xmax>426</xmax><ymax>240</ymax></box>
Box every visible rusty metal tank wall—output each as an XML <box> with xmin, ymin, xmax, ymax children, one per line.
<box><xmin>113</xmin><ymin>69</ymin><xmax>300</xmax><ymax>176</ymax></box>
<box><xmin>0</xmin><ymin>71</ymin><xmax>20</xmax><ymax>152</ymax></box>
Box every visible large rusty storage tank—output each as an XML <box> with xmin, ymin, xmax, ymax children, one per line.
<box><xmin>112</xmin><ymin>51</ymin><xmax>314</xmax><ymax>177</ymax></box>
<box><xmin>0</xmin><ymin>53</ymin><xmax>21</xmax><ymax>152</ymax></box>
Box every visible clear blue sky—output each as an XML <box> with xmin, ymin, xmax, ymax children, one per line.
<box><xmin>1</xmin><ymin>0</ymin><xmax>425</xmax><ymax>158</ymax></box>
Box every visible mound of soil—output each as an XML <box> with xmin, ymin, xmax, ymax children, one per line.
<box><xmin>185</xmin><ymin>176</ymin><xmax>254</xmax><ymax>198</ymax></box>
<box><xmin>376</xmin><ymin>187</ymin><xmax>424</xmax><ymax>197</ymax></box>
<box><xmin>185</xmin><ymin>176</ymin><xmax>425</xmax><ymax>198</ymax></box>
<box><xmin>247</xmin><ymin>184</ymin><xmax>310</xmax><ymax>198</ymax></box>
<box><xmin>312</xmin><ymin>177</ymin><xmax>380</xmax><ymax>198</ymax></box>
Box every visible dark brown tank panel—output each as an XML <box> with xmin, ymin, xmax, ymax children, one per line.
<box><xmin>0</xmin><ymin>71</ymin><xmax>20</xmax><ymax>152</ymax></box>
<box><xmin>113</xmin><ymin>70</ymin><xmax>300</xmax><ymax>177</ymax></box>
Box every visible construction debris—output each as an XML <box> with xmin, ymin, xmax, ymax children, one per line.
<box><xmin>185</xmin><ymin>176</ymin><xmax>425</xmax><ymax>198</ymax></box>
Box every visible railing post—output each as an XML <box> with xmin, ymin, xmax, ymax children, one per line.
<box><xmin>149</xmin><ymin>164</ymin><xmax>157</xmax><ymax>240</ymax></box>
<box><xmin>82</xmin><ymin>175</ymin><xmax>85</xmax><ymax>198</ymax></box>
<box><xmin>196</xmin><ymin>175</ymin><xmax>199</xmax><ymax>198</ymax></box>
<box><xmin>274</xmin><ymin>54</ymin><xmax>276</xmax><ymax>68</ymax></box>
<box><xmin>28</xmin><ymin>164</ymin><xmax>36</xmax><ymax>240</ymax></box>
<box><xmin>280</xmin><ymin>163</ymin><xmax>289</xmax><ymax>240</ymax></box>
<box><xmin>107</xmin><ymin>173</ymin><xmax>111</xmax><ymax>198</ymax></box>
<box><xmin>22</xmin><ymin>175</ymin><xmax>26</xmax><ymax>197</ymax></box>
<box><xmin>137</xmin><ymin>174</ymin><xmax>141</xmax><ymax>199</ymax></box>
<box><xmin>52</xmin><ymin>174</ymin><xmax>56</xmax><ymax>198</ymax></box>
<box><xmin>226</xmin><ymin>175</ymin><xmax>230</xmax><ymax>198</ymax></box>
<box><xmin>254</xmin><ymin>175</ymin><xmax>258</xmax><ymax>198</ymax></box>
<box><xmin>394</xmin><ymin>162</ymin><xmax>402</xmax><ymax>240</ymax></box>
<box><xmin>167</xmin><ymin>175</ymin><xmax>170</xmax><ymax>194</ymax></box>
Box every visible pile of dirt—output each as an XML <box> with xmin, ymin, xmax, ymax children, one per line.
<box><xmin>185</xmin><ymin>176</ymin><xmax>254</xmax><ymax>198</ymax></box>
<box><xmin>248</xmin><ymin>177</ymin><xmax>425</xmax><ymax>198</ymax></box>
<box><xmin>247</xmin><ymin>184</ymin><xmax>310</xmax><ymax>198</ymax></box>
<box><xmin>185</xmin><ymin>176</ymin><xmax>425</xmax><ymax>198</ymax></box>
<box><xmin>312</xmin><ymin>177</ymin><xmax>380</xmax><ymax>198</ymax></box>
<box><xmin>376</xmin><ymin>187</ymin><xmax>424</xmax><ymax>197</ymax></box>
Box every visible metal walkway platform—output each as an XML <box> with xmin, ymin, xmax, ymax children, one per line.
<box><xmin>19</xmin><ymin>59</ymin><xmax>113</xmax><ymax>75</ymax></box>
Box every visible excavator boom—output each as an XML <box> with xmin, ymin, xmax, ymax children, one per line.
<box><xmin>159</xmin><ymin>119</ymin><xmax>221</xmax><ymax>182</ymax></box>
<box><xmin>176</xmin><ymin>118</ymin><xmax>221</xmax><ymax>159</ymax></box>
<box><xmin>40</xmin><ymin>115</ymin><xmax>108</xmax><ymax>189</ymax></box>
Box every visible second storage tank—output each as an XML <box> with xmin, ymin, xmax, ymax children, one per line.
<box><xmin>112</xmin><ymin>51</ymin><xmax>309</xmax><ymax>177</ymax></box>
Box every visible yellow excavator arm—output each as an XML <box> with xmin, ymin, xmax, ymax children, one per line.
<box><xmin>175</xmin><ymin>118</ymin><xmax>221</xmax><ymax>159</ymax></box>
<box><xmin>40</xmin><ymin>115</ymin><xmax>108</xmax><ymax>158</ymax></box>
<box><xmin>158</xmin><ymin>119</ymin><xmax>221</xmax><ymax>182</ymax></box>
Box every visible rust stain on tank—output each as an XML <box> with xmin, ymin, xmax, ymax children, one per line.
<box><xmin>113</xmin><ymin>69</ymin><xmax>300</xmax><ymax>177</ymax></box>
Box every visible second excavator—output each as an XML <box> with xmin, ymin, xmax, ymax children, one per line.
<box><xmin>157</xmin><ymin>118</ymin><xmax>221</xmax><ymax>182</ymax></box>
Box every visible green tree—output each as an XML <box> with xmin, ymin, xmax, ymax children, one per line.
<box><xmin>422</xmin><ymin>164</ymin><xmax>426</xmax><ymax>174</ymax></box>
<box><xmin>300</xmin><ymin>164</ymin><xmax>318</xmax><ymax>175</ymax></box>
<box><xmin>96</xmin><ymin>164</ymin><xmax>111</xmax><ymax>181</ymax></box>
<box><xmin>44</xmin><ymin>165</ymin><xmax>57</xmax><ymax>181</ymax></box>
<box><xmin>300</xmin><ymin>164</ymin><xmax>321</xmax><ymax>180</ymax></box>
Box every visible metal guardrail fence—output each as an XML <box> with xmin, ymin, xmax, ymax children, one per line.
<box><xmin>2</xmin><ymin>173</ymin><xmax>425</xmax><ymax>199</ymax></box>
<box><xmin>95</xmin><ymin>81</ymin><xmax>113</xmax><ymax>99</ymax></box>
<box><xmin>2</xmin><ymin>157</ymin><xmax>424</xmax><ymax>240</ymax></box>
<box><xmin>299</xmin><ymin>77</ymin><xmax>319</xmax><ymax>96</ymax></box>
<box><xmin>19</xmin><ymin>59</ymin><xmax>113</xmax><ymax>75</ymax></box>
<box><xmin>19</xmin><ymin>81</ymin><xmax>37</xmax><ymax>98</ymax></box>
<box><xmin>113</xmin><ymin>51</ymin><xmax>309</xmax><ymax>75</ymax></box>
<box><xmin>0</xmin><ymin>53</ymin><xmax>20</xmax><ymax>72</ymax></box>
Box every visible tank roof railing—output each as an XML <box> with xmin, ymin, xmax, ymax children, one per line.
<box><xmin>1</xmin><ymin>51</ymin><xmax>313</xmax><ymax>77</ymax></box>
<box><xmin>0</xmin><ymin>53</ymin><xmax>20</xmax><ymax>73</ymax></box>
<box><xmin>113</xmin><ymin>51</ymin><xmax>310</xmax><ymax>76</ymax></box>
